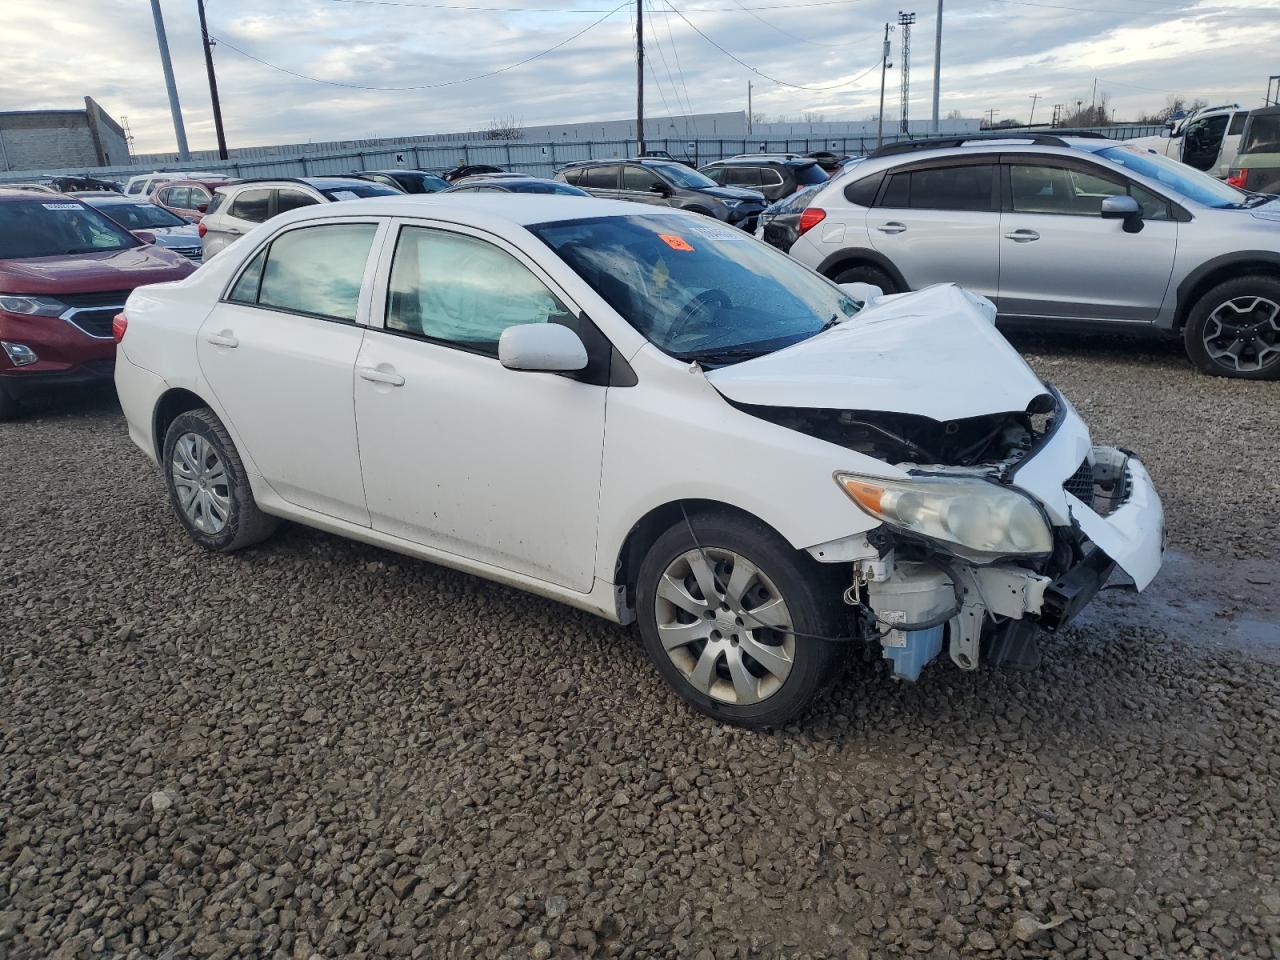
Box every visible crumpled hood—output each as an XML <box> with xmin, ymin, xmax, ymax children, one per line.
<box><xmin>706</xmin><ymin>284</ymin><xmax>1048</xmax><ymax>422</ymax></box>
<box><xmin>698</xmin><ymin>185</ymin><xmax>766</xmax><ymax>204</ymax></box>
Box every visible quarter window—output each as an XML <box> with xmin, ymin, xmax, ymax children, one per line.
<box><xmin>230</xmin><ymin>189</ymin><xmax>271</xmax><ymax>223</ymax></box>
<box><xmin>562</xmin><ymin>168</ymin><xmax>583</xmax><ymax>186</ymax></box>
<box><xmin>759</xmin><ymin>168</ymin><xmax>786</xmax><ymax>187</ymax></box>
<box><xmin>385</xmin><ymin>226</ymin><xmax>574</xmax><ymax>356</ymax></box>
<box><xmin>254</xmin><ymin>224</ymin><xmax>378</xmax><ymax>321</ymax></box>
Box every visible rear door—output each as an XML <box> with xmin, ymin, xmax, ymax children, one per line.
<box><xmin>582</xmin><ymin>165</ymin><xmax>621</xmax><ymax>200</ymax></box>
<box><xmin>997</xmin><ymin>155</ymin><xmax>1178</xmax><ymax>324</ymax></box>
<box><xmin>866</xmin><ymin>157</ymin><xmax>1001</xmax><ymax>299</ymax></box>
<box><xmin>197</xmin><ymin>219</ymin><xmax>385</xmax><ymax>524</ymax></box>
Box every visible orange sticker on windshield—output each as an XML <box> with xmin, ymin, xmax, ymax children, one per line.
<box><xmin>659</xmin><ymin>234</ymin><xmax>694</xmax><ymax>252</ymax></box>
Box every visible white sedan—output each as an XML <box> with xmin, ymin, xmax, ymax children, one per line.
<box><xmin>114</xmin><ymin>195</ymin><xmax>1164</xmax><ymax>727</ymax></box>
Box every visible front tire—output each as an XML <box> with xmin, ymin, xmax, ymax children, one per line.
<box><xmin>1183</xmin><ymin>275</ymin><xmax>1280</xmax><ymax>379</ymax></box>
<box><xmin>636</xmin><ymin>511</ymin><xmax>846</xmax><ymax>729</ymax></box>
<box><xmin>162</xmin><ymin>407</ymin><xmax>278</xmax><ymax>552</ymax></box>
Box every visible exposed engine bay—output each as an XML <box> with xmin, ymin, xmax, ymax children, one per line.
<box><xmin>736</xmin><ymin>393</ymin><xmax>1058</xmax><ymax>471</ymax></box>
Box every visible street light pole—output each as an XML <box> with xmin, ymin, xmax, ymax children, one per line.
<box><xmin>636</xmin><ymin>0</ymin><xmax>646</xmax><ymax>155</ymax></box>
<box><xmin>876</xmin><ymin>23</ymin><xmax>891</xmax><ymax>148</ymax></box>
<box><xmin>931</xmin><ymin>0</ymin><xmax>942</xmax><ymax>133</ymax></box>
<box><xmin>149</xmin><ymin>0</ymin><xmax>190</xmax><ymax>161</ymax></box>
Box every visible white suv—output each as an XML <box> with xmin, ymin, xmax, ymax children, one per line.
<box><xmin>787</xmin><ymin>133</ymin><xmax>1280</xmax><ymax>379</ymax></box>
<box><xmin>123</xmin><ymin>171</ymin><xmax>220</xmax><ymax>198</ymax></box>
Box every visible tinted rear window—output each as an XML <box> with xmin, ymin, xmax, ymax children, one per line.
<box><xmin>844</xmin><ymin>172</ymin><xmax>883</xmax><ymax>206</ymax></box>
<box><xmin>1243</xmin><ymin>114</ymin><xmax>1280</xmax><ymax>153</ymax></box>
<box><xmin>230</xmin><ymin>189</ymin><xmax>270</xmax><ymax>222</ymax></box>
<box><xmin>880</xmin><ymin>165</ymin><xmax>995</xmax><ymax>211</ymax></box>
<box><xmin>792</xmin><ymin>163</ymin><xmax>829</xmax><ymax>185</ymax></box>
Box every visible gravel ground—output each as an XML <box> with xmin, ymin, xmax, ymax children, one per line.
<box><xmin>2</xmin><ymin>337</ymin><xmax>1278</xmax><ymax>960</ymax></box>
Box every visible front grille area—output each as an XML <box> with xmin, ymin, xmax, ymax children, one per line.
<box><xmin>59</xmin><ymin>290</ymin><xmax>132</xmax><ymax>308</ymax></box>
<box><xmin>171</xmin><ymin>245</ymin><xmax>203</xmax><ymax>261</ymax></box>
<box><xmin>64</xmin><ymin>306</ymin><xmax>123</xmax><ymax>339</ymax></box>
<box><xmin>1063</xmin><ymin>459</ymin><xmax>1096</xmax><ymax>507</ymax></box>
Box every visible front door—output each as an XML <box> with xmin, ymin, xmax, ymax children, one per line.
<box><xmin>997</xmin><ymin>158</ymin><xmax>1178</xmax><ymax>323</ymax></box>
<box><xmin>196</xmin><ymin>220</ymin><xmax>383</xmax><ymax>525</ymax></box>
<box><xmin>866</xmin><ymin>158</ymin><xmax>1001</xmax><ymax>300</ymax></box>
<box><xmin>618</xmin><ymin>164</ymin><xmax>673</xmax><ymax>207</ymax></box>
<box><xmin>353</xmin><ymin>221</ymin><xmax>606</xmax><ymax>591</ymax></box>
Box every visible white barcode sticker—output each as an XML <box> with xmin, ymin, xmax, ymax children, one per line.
<box><xmin>42</xmin><ymin>202</ymin><xmax>82</xmax><ymax>210</ymax></box>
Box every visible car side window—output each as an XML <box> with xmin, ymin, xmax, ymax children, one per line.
<box><xmin>561</xmin><ymin>168</ymin><xmax>583</xmax><ymax>186</ymax></box>
<box><xmin>254</xmin><ymin>224</ymin><xmax>378</xmax><ymax>321</ymax></box>
<box><xmin>759</xmin><ymin>168</ymin><xmax>785</xmax><ymax>187</ymax></box>
<box><xmin>276</xmin><ymin>189</ymin><xmax>321</xmax><ymax>214</ymax></box>
<box><xmin>190</xmin><ymin>187</ymin><xmax>211</xmax><ymax>205</ymax></box>
<box><xmin>1010</xmin><ymin>164</ymin><xmax>1171</xmax><ymax>221</ymax></box>
<box><xmin>844</xmin><ymin>173</ymin><xmax>884</xmax><ymax>207</ymax></box>
<box><xmin>229</xmin><ymin>189</ymin><xmax>271</xmax><ymax>223</ymax></box>
<box><xmin>1228</xmin><ymin>112</ymin><xmax>1247</xmax><ymax>136</ymax></box>
<box><xmin>726</xmin><ymin>167</ymin><xmax>762</xmax><ymax>187</ymax></box>
<box><xmin>170</xmin><ymin>187</ymin><xmax>192</xmax><ymax>208</ymax></box>
<box><xmin>385</xmin><ymin>226</ymin><xmax>575</xmax><ymax>356</ymax></box>
<box><xmin>584</xmin><ymin>166</ymin><xmax>619</xmax><ymax>190</ymax></box>
<box><xmin>907</xmin><ymin>164</ymin><xmax>995</xmax><ymax>211</ymax></box>
<box><xmin>622</xmin><ymin>166</ymin><xmax>660</xmax><ymax>191</ymax></box>
<box><xmin>228</xmin><ymin>247</ymin><xmax>267</xmax><ymax>304</ymax></box>
<box><xmin>701</xmin><ymin>166</ymin><xmax>726</xmax><ymax>184</ymax></box>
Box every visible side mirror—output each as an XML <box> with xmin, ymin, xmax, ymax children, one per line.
<box><xmin>1100</xmin><ymin>195</ymin><xmax>1144</xmax><ymax>233</ymax></box>
<box><xmin>649</xmin><ymin>182</ymin><xmax>671</xmax><ymax>196</ymax></box>
<box><xmin>839</xmin><ymin>281</ymin><xmax>884</xmax><ymax>303</ymax></box>
<box><xmin>196</xmin><ymin>203</ymin><xmax>208</xmax><ymax>213</ymax></box>
<box><xmin>133</xmin><ymin>230</ymin><xmax>157</xmax><ymax>244</ymax></box>
<box><xmin>499</xmin><ymin>324</ymin><xmax>588</xmax><ymax>373</ymax></box>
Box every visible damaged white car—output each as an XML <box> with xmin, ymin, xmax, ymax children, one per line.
<box><xmin>114</xmin><ymin>196</ymin><xmax>1165</xmax><ymax>728</ymax></box>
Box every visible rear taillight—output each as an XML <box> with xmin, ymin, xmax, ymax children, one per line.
<box><xmin>1226</xmin><ymin>168</ymin><xmax>1249</xmax><ymax>188</ymax></box>
<box><xmin>112</xmin><ymin>312</ymin><xmax>128</xmax><ymax>343</ymax></box>
<box><xmin>197</xmin><ymin>221</ymin><xmax>207</xmax><ymax>238</ymax></box>
<box><xmin>798</xmin><ymin>207</ymin><xmax>826</xmax><ymax>236</ymax></box>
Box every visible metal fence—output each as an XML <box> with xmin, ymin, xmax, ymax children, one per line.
<box><xmin>0</xmin><ymin>126</ymin><xmax>1167</xmax><ymax>186</ymax></box>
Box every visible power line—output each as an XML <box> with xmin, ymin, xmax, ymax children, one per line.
<box><xmin>981</xmin><ymin>0</ymin><xmax>1256</xmax><ymax>16</ymax></box>
<box><xmin>727</xmin><ymin>0</ymin><xmax>852</xmax><ymax>48</ymax></box>
<box><xmin>313</xmin><ymin>0</ymin><xmax>877</xmax><ymax>12</ymax></box>
<box><xmin>660</xmin><ymin>0</ymin><xmax>881</xmax><ymax>91</ymax></box>
<box><xmin>207</xmin><ymin>0</ymin><xmax>628</xmax><ymax>91</ymax></box>
<box><xmin>645</xmin><ymin>0</ymin><xmax>693</xmax><ymax>139</ymax></box>
<box><xmin>654</xmin><ymin>4</ymin><xmax>702</xmax><ymax>136</ymax></box>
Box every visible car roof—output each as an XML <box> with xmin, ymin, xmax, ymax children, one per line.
<box><xmin>712</xmin><ymin>156</ymin><xmax>817</xmax><ymax>167</ymax></box>
<box><xmin>82</xmin><ymin>194</ymin><xmax>155</xmax><ymax>204</ymax></box>
<box><xmin>364</xmin><ymin>169</ymin><xmax>444</xmax><ymax>176</ymax></box>
<box><xmin>274</xmin><ymin>193</ymin><xmax>681</xmax><ymax>228</ymax></box>
<box><xmin>0</xmin><ymin>187</ymin><xmax>78</xmax><ymax>203</ymax></box>
<box><xmin>216</xmin><ymin>176</ymin><xmax>378</xmax><ymax>192</ymax></box>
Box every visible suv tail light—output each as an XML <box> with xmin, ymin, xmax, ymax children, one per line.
<box><xmin>112</xmin><ymin>312</ymin><xmax>128</xmax><ymax>343</ymax></box>
<box><xmin>798</xmin><ymin>207</ymin><xmax>827</xmax><ymax>236</ymax></box>
<box><xmin>197</xmin><ymin>220</ymin><xmax>208</xmax><ymax>239</ymax></box>
<box><xmin>1226</xmin><ymin>168</ymin><xmax>1249</xmax><ymax>188</ymax></box>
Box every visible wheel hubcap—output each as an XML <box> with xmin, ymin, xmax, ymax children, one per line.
<box><xmin>1202</xmin><ymin>296</ymin><xmax>1280</xmax><ymax>372</ymax></box>
<box><xmin>654</xmin><ymin>548</ymin><xmax>795</xmax><ymax>706</ymax></box>
<box><xmin>171</xmin><ymin>432</ymin><xmax>231</xmax><ymax>534</ymax></box>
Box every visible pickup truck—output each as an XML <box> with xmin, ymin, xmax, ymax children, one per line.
<box><xmin>1129</xmin><ymin>104</ymin><xmax>1249</xmax><ymax>179</ymax></box>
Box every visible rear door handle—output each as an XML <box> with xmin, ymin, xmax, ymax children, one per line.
<box><xmin>876</xmin><ymin>221</ymin><xmax>907</xmax><ymax>234</ymax></box>
<box><xmin>1004</xmin><ymin>229</ymin><xmax>1040</xmax><ymax>242</ymax></box>
<box><xmin>205</xmin><ymin>331</ymin><xmax>238</xmax><ymax>348</ymax></box>
<box><xmin>358</xmin><ymin>365</ymin><xmax>405</xmax><ymax>387</ymax></box>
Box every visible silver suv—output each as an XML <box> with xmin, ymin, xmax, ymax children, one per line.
<box><xmin>788</xmin><ymin>133</ymin><xmax>1280</xmax><ymax>379</ymax></box>
<box><xmin>555</xmin><ymin>159</ymin><xmax>766</xmax><ymax>231</ymax></box>
<box><xmin>200</xmin><ymin>177</ymin><xmax>399</xmax><ymax>259</ymax></box>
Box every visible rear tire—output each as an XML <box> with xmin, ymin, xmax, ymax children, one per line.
<box><xmin>1183</xmin><ymin>275</ymin><xmax>1280</xmax><ymax>380</ymax></box>
<box><xmin>832</xmin><ymin>264</ymin><xmax>897</xmax><ymax>294</ymax></box>
<box><xmin>636</xmin><ymin>511</ymin><xmax>847</xmax><ymax>729</ymax></box>
<box><xmin>162</xmin><ymin>407</ymin><xmax>278</xmax><ymax>552</ymax></box>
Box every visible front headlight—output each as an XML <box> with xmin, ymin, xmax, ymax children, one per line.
<box><xmin>836</xmin><ymin>472</ymin><xmax>1053</xmax><ymax>557</ymax></box>
<box><xmin>0</xmin><ymin>295</ymin><xmax>66</xmax><ymax>317</ymax></box>
<box><xmin>719</xmin><ymin>198</ymin><xmax>742</xmax><ymax>208</ymax></box>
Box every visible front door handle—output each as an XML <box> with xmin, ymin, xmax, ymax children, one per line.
<box><xmin>1004</xmin><ymin>229</ymin><xmax>1041</xmax><ymax>243</ymax></box>
<box><xmin>358</xmin><ymin>365</ymin><xmax>405</xmax><ymax>387</ymax></box>
<box><xmin>876</xmin><ymin>221</ymin><xmax>907</xmax><ymax>234</ymax></box>
<box><xmin>205</xmin><ymin>331</ymin><xmax>238</xmax><ymax>348</ymax></box>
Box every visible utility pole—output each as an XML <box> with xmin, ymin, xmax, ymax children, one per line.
<box><xmin>747</xmin><ymin>81</ymin><xmax>752</xmax><ymax>137</ymax></box>
<box><xmin>149</xmin><ymin>0</ymin><xmax>190</xmax><ymax>160</ymax></box>
<box><xmin>931</xmin><ymin>0</ymin><xmax>942</xmax><ymax>133</ymax></box>
<box><xmin>983</xmin><ymin>108</ymin><xmax>999</xmax><ymax>129</ymax></box>
<box><xmin>1090</xmin><ymin>77</ymin><xmax>1097</xmax><ymax>120</ymax></box>
<box><xmin>1051</xmin><ymin>103</ymin><xmax>1064</xmax><ymax>127</ymax></box>
<box><xmin>1028</xmin><ymin>93</ymin><xmax>1040</xmax><ymax>126</ymax></box>
<box><xmin>898</xmin><ymin>11</ymin><xmax>915</xmax><ymax>135</ymax></box>
<box><xmin>197</xmin><ymin>0</ymin><xmax>228</xmax><ymax>160</ymax></box>
<box><xmin>636</xmin><ymin>0</ymin><xmax>645</xmax><ymax>155</ymax></box>
<box><xmin>876</xmin><ymin>23</ymin><xmax>892</xmax><ymax>148</ymax></box>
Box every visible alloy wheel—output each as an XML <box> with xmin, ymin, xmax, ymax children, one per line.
<box><xmin>1201</xmin><ymin>295</ymin><xmax>1280</xmax><ymax>373</ymax></box>
<box><xmin>171</xmin><ymin>432</ymin><xmax>231</xmax><ymax>534</ymax></box>
<box><xmin>654</xmin><ymin>547</ymin><xmax>795</xmax><ymax>705</ymax></box>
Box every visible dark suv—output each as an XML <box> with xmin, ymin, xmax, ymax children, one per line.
<box><xmin>555</xmin><ymin>159</ymin><xmax>766</xmax><ymax>230</ymax></box>
<box><xmin>0</xmin><ymin>189</ymin><xmax>195</xmax><ymax>419</ymax></box>
<box><xmin>698</xmin><ymin>155</ymin><xmax>829</xmax><ymax>203</ymax></box>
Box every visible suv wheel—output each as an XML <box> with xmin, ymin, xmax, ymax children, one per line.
<box><xmin>163</xmin><ymin>408</ymin><xmax>279</xmax><ymax>551</ymax></box>
<box><xmin>833</xmin><ymin>264</ymin><xmax>897</xmax><ymax>294</ymax></box>
<box><xmin>636</xmin><ymin>511</ymin><xmax>846</xmax><ymax>728</ymax></box>
<box><xmin>1183</xmin><ymin>275</ymin><xmax>1280</xmax><ymax>379</ymax></box>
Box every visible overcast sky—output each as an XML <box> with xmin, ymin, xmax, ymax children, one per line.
<box><xmin>3</xmin><ymin>0</ymin><xmax>1277</xmax><ymax>153</ymax></box>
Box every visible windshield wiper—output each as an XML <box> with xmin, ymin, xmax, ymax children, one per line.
<box><xmin>674</xmin><ymin>347</ymin><xmax>767</xmax><ymax>366</ymax></box>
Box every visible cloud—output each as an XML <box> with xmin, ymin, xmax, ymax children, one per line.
<box><xmin>0</xmin><ymin>0</ymin><xmax>1275</xmax><ymax>153</ymax></box>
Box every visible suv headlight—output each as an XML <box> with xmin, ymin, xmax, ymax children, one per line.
<box><xmin>836</xmin><ymin>473</ymin><xmax>1053</xmax><ymax>557</ymax></box>
<box><xmin>718</xmin><ymin>198</ymin><xmax>742</xmax><ymax>208</ymax></box>
<box><xmin>0</xmin><ymin>295</ymin><xmax>66</xmax><ymax>317</ymax></box>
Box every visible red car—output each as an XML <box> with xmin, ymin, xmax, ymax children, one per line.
<box><xmin>150</xmin><ymin>177</ymin><xmax>238</xmax><ymax>223</ymax></box>
<box><xmin>0</xmin><ymin>189</ymin><xmax>196</xmax><ymax>420</ymax></box>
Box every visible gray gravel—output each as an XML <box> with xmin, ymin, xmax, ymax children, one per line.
<box><xmin>2</xmin><ymin>337</ymin><xmax>1279</xmax><ymax>960</ymax></box>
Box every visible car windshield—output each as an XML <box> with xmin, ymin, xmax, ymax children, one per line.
<box><xmin>91</xmin><ymin>201</ymin><xmax>187</xmax><ymax>229</ymax></box>
<box><xmin>319</xmin><ymin>183</ymin><xmax>401</xmax><ymax>200</ymax></box>
<box><xmin>0</xmin><ymin>199</ymin><xmax>140</xmax><ymax>258</ymax></box>
<box><xmin>530</xmin><ymin>214</ymin><xmax>861</xmax><ymax>362</ymax></box>
<box><xmin>651</xmin><ymin>163</ymin><xmax>718</xmax><ymax>190</ymax></box>
<box><xmin>404</xmin><ymin>173</ymin><xmax>450</xmax><ymax>194</ymax></box>
<box><xmin>1097</xmin><ymin>145</ymin><xmax>1249</xmax><ymax>207</ymax></box>
<box><xmin>1242</xmin><ymin>113</ymin><xmax>1280</xmax><ymax>154</ymax></box>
